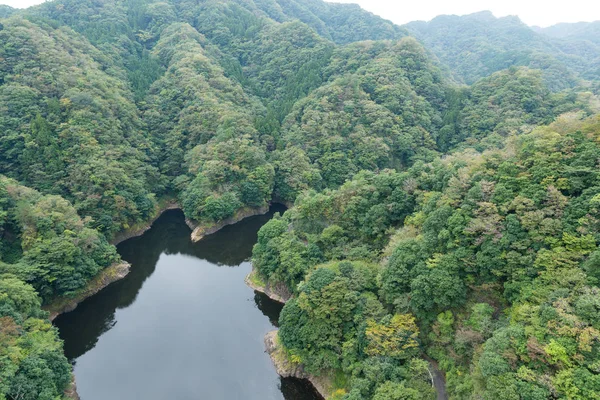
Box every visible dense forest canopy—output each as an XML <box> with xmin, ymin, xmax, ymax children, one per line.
<box><xmin>1</xmin><ymin>0</ymin><xmax>600</xmax><ymax>399</ymax></box>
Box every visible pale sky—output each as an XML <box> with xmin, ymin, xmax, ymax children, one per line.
<box><xmin>329</xmin><ymin>0</ymin><xmax>600</xmax><ymax>27</ymax></box>
<box><xmin>1</xmin><ymin>0</ymin><xmax>599</xmax><ymax>27</ymax></box>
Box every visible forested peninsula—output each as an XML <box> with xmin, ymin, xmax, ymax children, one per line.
<box><xmin>1</xmin><ymin>1</ymin><xmax>600</xmax><ymax>399</ymax></box>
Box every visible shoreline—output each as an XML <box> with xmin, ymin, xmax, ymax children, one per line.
<box><xmin>110</xmin><ymin>201</ymin><xmax>180</xmax><ymax>245</ymax></box>
<box><xmin>244</xmin><ymin>269</ymin><xmax>292</xmax><ymax>304</ymax></box>
<box><xmin>50</xmin><ymin>204</ymin><xmax>275</xmax><ymax>322</ymax></box>
<box><xmin>188</xmin><ymin>205</ymin><xmax>270</xmax><ymax>242</ymax></box>
<box><xmin>248</xmin><ymin>270</ymin><xmax>448</xmax><ymax>400</ymax></box>
<box><xmin>44</xmin><ymin>261</ymin><xmax>131</xmax><ymax>322</ymax></box>
<box><xmin>64</xmin><ymin>376</ymin><xmax>80</xmax><ymax>400</ymax></box>
<box><xmin>51</xmin><ymin>203</ymin><xmax>282</xmax><ymax>399</ymax></box>
<box><xmin>264</xmin><ymin>330</ymin><xmax>329</xmax><ymax>400</ymax></box>
<box><xmin>244</xmin><ymin>270</ymin><xmax>328</xmax><ymax>399</ymax></box>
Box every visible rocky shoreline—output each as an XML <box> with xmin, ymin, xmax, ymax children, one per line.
<box><xmin>264</xmin><ymin>330</ymin><xmax>329</xmax><ymax>399</ymax></box>
<box><xmin>244</xmin><ymin>269</ymin><xmax>292</xmax><ymax>303</ymax></box>
<box><xmin>47</xmin><ymin>202</ymin><xmax>181</xmax><ymax>324</ymax></box>
<box><xmin>44</xmin><ymin>262</ymin><xmax>131</xmax><ymax>322</ymax></box>
<box><xmin>64</xmin><ymin>376</ymin><xmax>80</xmax><ymax>400</ymax></box>
<box><xmin>245</xmin><ymin>269</ymin><xmax>329</xmax><ymax>399</ymax></box>
<box><xmin>248</xmin><ymin>269</ymin><xmax>448</xmax><ymax>400</ymax></box>
<box><xmin>188</xmin><ymin>205</ymin><xmax>270</xmax><ymax>242</ymax></box>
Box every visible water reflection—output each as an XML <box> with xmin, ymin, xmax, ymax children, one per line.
<box><xmin>254</xmin><ymin>291</ymin><xmax>284</xmax><ymax>327</ymax></box>
<box><xmin>55</xmin><ymin>205</ymin><xmax>320</xmax><ymax>400</ymax></box>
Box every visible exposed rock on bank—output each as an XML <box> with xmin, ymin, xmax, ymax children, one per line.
<box><xmin>64</xmin><ymin>376</ymin><xmax>80</xmax><ymax>400</ymax></box>
<box><xmin>44</xmin><ymin>262</ymin><xmax>131</xmax><ymax>322</ymax></box>
<box><xmin>246</xmin><ymin>271</ymin><xmax>328</xmax><ymax>395</ymax></box>
<box><xmin>250</xmin><ymin>275</ymin><xmax>327</xmax><ymax>398</ymax></box>
<box><xmin>245</xmin><ymin>269</ymin><xmax>292</xmax><ymax>303</ymax></box>
<box><xmin>265</xmin><ymin>330</ymin><xmax>329</xmax><ymax>399</ymax></box>
<box><xmin>187</xmin><ymin>205</ymin><xmax>270</xmax><ymax>242</ymax></box>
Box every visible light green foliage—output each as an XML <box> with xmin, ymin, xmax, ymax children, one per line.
<box><xmin>364</xmin><ymin>314</ymin><xmax>420</xmax><ymax>359</ymax></box>
<box><xmin>0</xmin><ymin>176</ymin><xmax>119</xmax><ymax>302</ymax></box>
<box><xmin>372</xmin><ymin>381</ymin><xmax>422</xmax><ymax>400</ymax></box>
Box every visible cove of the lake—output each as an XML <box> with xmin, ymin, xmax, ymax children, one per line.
<box><xmin>54</xmin><ymin>205</ymin><xmax>321</xmax><ymax>400</ymax></box>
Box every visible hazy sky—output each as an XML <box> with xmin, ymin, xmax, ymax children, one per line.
<box><xmin>330</xmin><ymin>0</ymin><xmax>600</xmax><ymax>27</ymax></box>
<box><xmin>1</xmin><ymin>0</ymin><xmax>599</xmax><ymax>27</ymax></box>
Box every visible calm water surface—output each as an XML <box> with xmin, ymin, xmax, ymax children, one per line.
<box><xmin>55</xmin><ymin>206</ymin><xmax>321</xmax><ymax>400</ymax></box>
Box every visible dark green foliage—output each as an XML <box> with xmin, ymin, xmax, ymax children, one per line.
<box><xmin>252</xmin><ymin>170</ymin><xmax>417</xmax><ymax>291</ymax></box>
<box><xmin>253</xmin><ymin>0</ymin><xmax>407</xmax><ymax>45</ymax></box>
<box><xmin>280</xmin><ymin>38</ymin><xmax>448</xmax><ymax>187</ymax></box>
<box><xmin>254</xmin><ymin>114</ymin><xmax>600</xmax><ymax>398</ymax></box>
<box><xmin>243</xmin><ymin>21</ymin><xmax>334</xmax><ymax>123</ymax></box>
<box><xmin>0</xmin><ymin>17</ymin><xmax>161</xmax><ymax>236</ymax></box>
<box><xmin>0</xmin><ymin>276</ymin><xmax>72</xmax><ymax>400</ymax></box>
<box><xmin>0</xmin><ymin>176</ymin><xmax>119</xmax><ymax>398</ymax></box>
<box><xmin>0</xmin><ymin>5</ymin><xmax>14</xmax><ymax>19</ymax></box>
<box><xmin>271</xmin><ymin>147</ymin><xmax>323</xmax><ymax>204</ymax></box>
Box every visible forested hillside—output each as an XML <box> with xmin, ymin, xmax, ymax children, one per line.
<box><xmin>535</xmin><ymin>21</ymin><xmax>600</xmax><ymax>45</ymax></box>
<box><xmin>255</xmin><ymin>113</ymin><xmax>600</xmax><ymax>399</ymax></box>
<box><xmin>405</xmin><ymin>11</ymin><xmax>600</xmax><ymax>88</ymax></box>
<box><xmin>1</xmin><ymin>0</ymin><xmax>599</xmax><ymax>399</ymax></box>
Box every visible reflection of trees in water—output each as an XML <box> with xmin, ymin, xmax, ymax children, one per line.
<box><xmin>254</xmin><ymin>291</ymin><xmax>284</xmax><ymax>327</ymax></box>
<box><xmin>56</xmin><ymin>205</ymin><xmax>285</xmax><ymax>361</ymax></box>
<box><xmin>280</xmin><ymin>378</ymin><xmax>324</xmax><ymax>400</ymax></box>
<box><xmin>57</xmin><ymin>204</ymin><xmax>322</xmax><ymax>400</ymax></box>
<box><xmin>121</xmin><ymin>205</ymin><xmax>286</xmax><ymax>267</ymax></box>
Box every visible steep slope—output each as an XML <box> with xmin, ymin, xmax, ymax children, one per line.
<box><xmin>144</xmin><ymin>22</ymin><xmax>264</xmax><ymax>177</ymax></box>
<box><xmin>252</xmin><ymin>0</ymin><xmax>407</xmax><ymax>44</ymax></box>
<box><xmin>253</xmin><ymin>113</ymin><xmax>600</xmax><ymax>399</ymax></box>
<box><xmin>535</xmin><ymin>21</ymin><xmax>600</xmax><ymax>80</ymax></box>
<box><xmin>1</xmin><ymin>2</ymin><xmax>600</xmax><ymax>398</ymax></box>
<box><xmin>0</xmin><ymin>17</ymin><xmax>161</xmax><ymax>236</ymax></box>
<box><xmin>0</xmin><ymin>5</ymin><xmax>14</xmax><ymax>18</ymax></box>
<box><xmin>278</xmin><ymin>38</ymin><xmax>448</xmax><ymax>188</ymax></box>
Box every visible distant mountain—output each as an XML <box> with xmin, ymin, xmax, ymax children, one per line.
<box><xmin>404</xmin><ymin>11</ymin><xmax>600</xmax><ymax>88</ymax></box>
<box><xmin>535</xmin><ymin>21</ymin><xmax>600</xmax><ymax>45</ymax></box>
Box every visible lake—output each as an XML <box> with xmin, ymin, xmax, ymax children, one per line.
<box><xmin>55</xmin><ymin>206</ymin><xmax>321</xmax><ymax>400</ymax></box>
